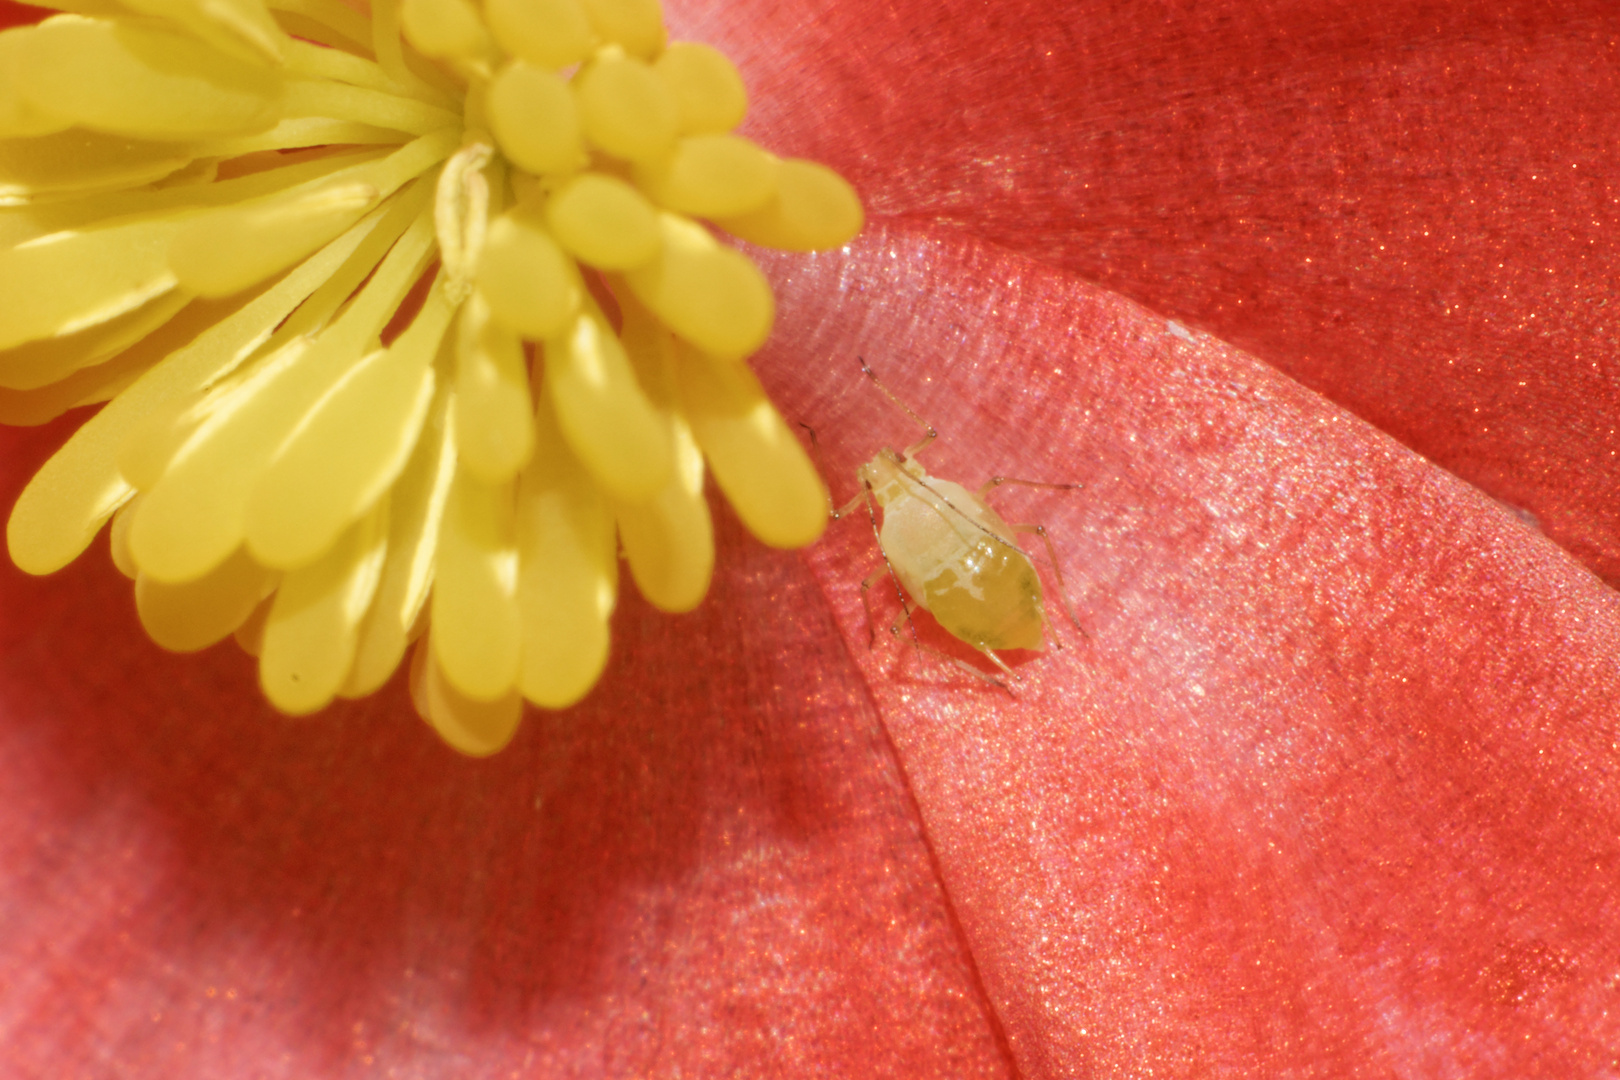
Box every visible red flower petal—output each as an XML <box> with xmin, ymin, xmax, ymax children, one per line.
<box><xmin>757</xmin><ymin>225</ymin><xmax>1620</xmax><ymax>1074</ymax></box>
<box><xmin>706</xmin><ymin>0</ymin><xmax>1620</xmax><ymax>583</ymax></box>
<box><xmin>3</xmin><ymin>0</ymin><xmax>1618</xmax><ymax>1075</ymax></box>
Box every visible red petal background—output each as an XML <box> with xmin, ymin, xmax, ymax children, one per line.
<box><xmin>2</xmin><ymin>0</ymin><xmax>1619</xmax><ymax>1076</ymax></box>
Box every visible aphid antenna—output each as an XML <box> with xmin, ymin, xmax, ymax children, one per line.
<box><xmin>799</xmin><ymin>420</ymin><xmax>857</xmax><ymax>516</ymax></box>
<box><xmin>858</xmin><ymin>357</ymin><xmax>936</xmax><ymax>460</ymax></box>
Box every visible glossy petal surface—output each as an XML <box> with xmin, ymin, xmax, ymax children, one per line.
<box><xmin>4</xmin><ymin>0</ymin><xmax>1619</xmax><ymax>1076</ymax></box>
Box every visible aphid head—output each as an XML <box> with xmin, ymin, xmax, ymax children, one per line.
<box><xmin>858</xmin><ymin>448</ymin><xmax>924</xmax><ymax>509</ymax></box>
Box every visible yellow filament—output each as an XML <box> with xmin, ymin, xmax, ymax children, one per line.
<box><xmin>259</xmin><ymin>504</ymin><xmax>388</xmax><ymax>713</ymax></box>
<box><xmin>454</xmin><ymin>294</ymin><xmax>535</xmax><ymax>484</ymax></box>
<box><xmin>199</xmin><ymin>117</ymin><xmax>406</xmax><ymax>156</ymax></box>
<box><xmin>516</xmin><ymin>386</ymin><xmax>615</xmax><ymax>707</ymax></box>
<box><xmin>719</xmin><ymin>158</ymin><xmax>864</xmax><ymax>253</ymax></box>
<box><xmin>487</xmin><ymin>60</ymin><xmax>586</xmax><ymax>176</ymax></box>
<box><xmin>623</xmin><ymin>212</ymin><xmax>773</xmax><ymax>359</ymax></box>
<box><xmin>135</xmin><ymin>545</ymin><xmax>274</xmax><ymax>652</ymax></box>
<box><xmin>14</xmin><ymin>17</ymin><xmax>284</xmax><ymax>139</ymax></box>
<box><xmin>475</xmin><ymin>203</ymin><xmax>581</xmax><ymax>338</ymax></box>
<box><xmin>572</xmin><ymin>52</ymin><xmax>677</xmax><ymax>162</ymax></box>
<box><xmin>431</xmin><ymin>466</ymin><xmax>522</xmax><ymax>701</ymax></box>
<box><xmin>281</xmin><ymin>80</ymin><xmax>460</xmax><ymax>135</ymax></box>
<box><xmin>543</xmin><ymin>306</ymin><xmax>671</xmax><ymax>502</ymax></box>
<box><xmin>633</xmin><ymin>133</ymin><xmax>778</xmax><ymax>218</ymax></box>
<box><xmin>674</xmin><ymin>342</ymin><xmax>828</xmax><ymax>549</ymax></box>
<box><xmin>483</xmin><ymin>0</ymin><xmax>592</xmax><ymax>70</ymax></box>
<box><xmin>653</xmin><ymin>42</ymin><xmax>746</xmax><ymax>135</ymax></box>
<box><xmin>246</xmin><ymin>282</ymin><xmax>452</xmax><ymax>570</ymax></box>
<box><xmin>267</xmin><ymin>0</ymin><xmax>372</xmax><ymax>47</ymax></box>
<box><xmin>5</xmin><ymin>146</ymin><xmax>389</xmax><ymax>250</ymax></box>
<box><xmin>281</xmin><ymin>38</ymin><xmax>413</xmax><ymax>97</ymax></box>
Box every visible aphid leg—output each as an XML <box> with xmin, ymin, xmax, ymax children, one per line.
<box><xmin>977</xmin><ymin>476</ymin><xmax>1087</xmax><ymax>638</ymax></box>
<box><xmin>1011</xmin><ymin>523</ymin><xmax>1086</xmax><ymax>638</ymax></box>
<box><xmin>859</xmin><ymin>357</ymin><xmax>937</xmax><ymax>460</ymax></box>
<box><xmin>897</xmin><ymin>625</ymin><xmax>1016</xmax><ymax>697</ymax></box>
<box><xmin>849</xmin><ymin>476</ymin><xmax>921</xmax><ymax>652</ymax></box>
<box><xmin>832</xmin><ymin>491</ymin><xmax>866</xmax><ymax>519</ymax></box>
<box><xmin>978</xmin><ymin>647</ymin><xmax>1017</xmax><ymax>680</ymax></box>
<box><xmin>858</xmin><ymin>564</ymin><xmax>890</xmax><ymax>647</ymax></box>
<box><xmin>976</xmin><ymin>476</ymin><xmax>1083</xmax><ymax>501</ymax></box>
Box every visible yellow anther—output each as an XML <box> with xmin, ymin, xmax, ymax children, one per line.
<box><xmin>431</xmin><ymin>465</ymin><xmax>522</xmax><ymax>702</ymax></box>
<box><xmin>623</xmin><ymin>212</ymin><xmax>774</xmax><ymax>360</ymax></box>
<box><xmin>483</xmin><ymin>0</ymin><xmax>594</xmax><ymax>69</ymax></box>
<box><xmin>654</xmin><ymin>42</ymin><xmax>747</xmax><ymax>134</ymax></box>
<box><xmin>0</xmin><ymin>129</ymin><xmax>192</xmax><ymax>203</ymax></box>
<box><xmin>719</xmin><ymin>158</ymin><xmax>864</xmax><ymax>252</ymax></box>
<box><xmin>633</xmin><ymin>133</ymin><xmax>779</xmax><ymax>219</ymax></box>
<box><xmin>0</xmin><ymin>30</ymin><xmax>68</xmax><ymax>139</ymax></box>
<box><xmin>0</xmin><ymin>217</ymin><xmax>182</xmax><ymax>352</ymax></box>
<box><xmin>613</xmin><ymin>412</ymin><xmax>711</xmax><ymax>613</ymax></box>
<box><xmin>675</xmin><ymin>343</ymin><xmax>828</xmax><ymax>549</ymax></box>
<box><xmin>542</xmin><ymin>305</ymin><xmax>672</xmax><ymax>502</ymax></box>
<box><xmin>476</xmin><ymin>203</ymin><xmax>582</xmax><ymax>339</ymax></box>
<box><xmin>572</xmin><ymin>51</ymin><xmax>678</xmax><ymax>162</ymax></box>
<box><xmin>400</xmin><ymin>0</ymin><xmax>491</xmax><ymax>64</ymax></box>
<box><xmin>545</xmin><ymin>172</ymin><xmax>659</xmax><ymax>269</ymax></box>
<box><xmin>516</xmin><ymin>386</ymin><xmax>617</xmax><ymax>708</ymax></box>
<box><xmin>342</xmin><ymin>392</ymin><xmax>456</xmax><ymax>699</ymax></box>
<box><xmin>454</xmin><ymin>293</ymin><xmax>536</xmax><ymax>485</ymax></box>
<box><xmin>576</xmin><ymin>0</ymin><xmax>665</xmax><ymax>58</ymax></box>
<box><xmin>260</xmin><ymin>505</ymin><xmax>389</xmax><ymax>714</ymax></box>
<box><xmin>412</xmin><ymin>641</ymin><xmax>523</xmax><ymax>756</ymax></box>
<box><xmin>487</xmin><ymin>60</ymin><xmax>586</xmax><ymax>176</ymax></box>
<box><xmin>135</xmin><ymin>546</ymin><xmax>275</xmax><ymax>653</ymax></box>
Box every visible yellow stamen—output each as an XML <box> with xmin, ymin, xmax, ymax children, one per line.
<box><xmin>2</xmin><ymin>0</ymin><xmax>864</xmax><ymax>750</ymax></box>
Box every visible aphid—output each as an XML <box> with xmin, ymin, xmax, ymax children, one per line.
<box><xmin>826</xmin><ymin>360</ymin><xmax>1081</xmax><ymax>685</ymax></box>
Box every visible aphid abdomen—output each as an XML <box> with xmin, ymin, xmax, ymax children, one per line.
<box><xmin>922</xmin><ymin>540</ymin><xmax>1045</xmax><ymax>652</ymax></box>
<box><xmin>876</xmin><ymin>475</ymin><xmax>1047</xmax><ymax>653</ymax></box>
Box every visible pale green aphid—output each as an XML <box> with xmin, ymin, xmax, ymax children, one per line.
<box><xmin>832</xmin><ymin>362</ymin><xmax>1082</xmax><ymax>684</ymax></box>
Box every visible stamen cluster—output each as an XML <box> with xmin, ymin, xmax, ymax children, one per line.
<box><xmin>0</xmin><ymin>0</ymin><xmax>861</xmax><ymax>753</ymax></box>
